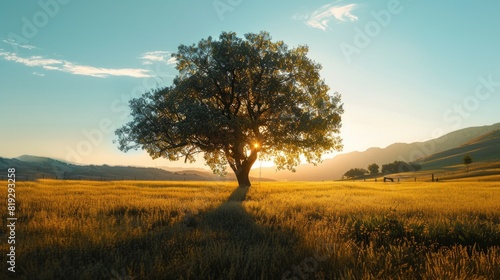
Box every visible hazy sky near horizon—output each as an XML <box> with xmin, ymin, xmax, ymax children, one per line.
<box><xmin>1</xmin><ymin>0</ymin><xmax>499</xmax><ymax>169</ymax></box>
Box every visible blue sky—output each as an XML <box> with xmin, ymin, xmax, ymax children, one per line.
<box><xmin>1</xmin><ymin>0</ymin><xmax>499</xmax><ymax>169</ymax></box>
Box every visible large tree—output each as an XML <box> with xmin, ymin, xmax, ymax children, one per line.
<box><xmin>115</xmin><ymin>31</ymin><xmax>343</xmax><ymax>187</ymax></box>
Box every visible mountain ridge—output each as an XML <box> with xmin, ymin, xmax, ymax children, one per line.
<box><xmin>250</xmin><ymin>122</ymin><xmax>500</xmax><ymax>180</ymax></box>
<box><xmin>416</xmin><ymin>129</ymin><xmax>500</xmax><ymax>169</ymax></box>
<box><xmin>2</xmin><ymin>122</ymin><xmax>499</xmax><ymax>182</ymax></box>
<box><xmin>0</xmin><ymin>155</ymin><xmax>272</xmax><ymax>182</ymax></box>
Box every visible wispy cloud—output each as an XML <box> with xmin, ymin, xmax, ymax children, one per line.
<box><xmin>2</xmin><ymin>38</ymin><xmax>37</xmax><ymax>50</ymax></box>
<box><xmin>140</xmin><ymin>51</ymin><xmax>177</xmax><ymax>65</ymax></box>
<box><xmin>296</xmin><ymin>3</ymin><xmax>359</xmax><ymax>31</ymax></box>
<box><xmin>32</xmin><ymin>71</ymin><xmax>45</xmax><ymax>77</ymax></box>
<box><xmin>0</xmin><ymin>51</ymin><xmax>151</xmax><ymax>78</ymax></box>
<box><xmin>59</xmin><ymin>62</ymin><xmax>151</xmax><ymax>78</ymax></box>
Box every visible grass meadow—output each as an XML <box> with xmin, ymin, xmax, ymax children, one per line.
<box><xmin>1</xmin><ymin>180</ymin><xmax>499</xmax><ymax>279</ymax></box>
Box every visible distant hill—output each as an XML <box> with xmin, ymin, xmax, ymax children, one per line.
<box><xmin>250</xmin><ymin>122</ymin><xmax>500</xmax><ymax>180</ymax></box>
<box><xmin>0</xmin><ymin>155</ymin><xmax>271</xmax><ymax>182</ymax></box>
<box><xmin>416</xmin><ymin>129</ymin><xmax>500</xmax><ymax>169</ymax></box>
<box><xmin>0</xmin><ymin>155</ymin><xmax>197</xmax><ymax>181</ymax></box>
<box><xmin>2</xmin><ymin>123</ymin><xmax>499</xmax><ymax>182</ymax></box>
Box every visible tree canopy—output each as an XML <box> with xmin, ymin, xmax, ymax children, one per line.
<box><xmin>115</xmin><ymin>31</ymin><xmax>343</xmax><ymax>186</ymax></box>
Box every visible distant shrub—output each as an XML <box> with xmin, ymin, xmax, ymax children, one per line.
<box><xmin>382</xmin><ymin>161</ymin><xmax>421</xmax><ymax>174</ymax></box>
<box><xmin>343</xmin><ymin>168</ymin><xmax>369</xmax><ymax>179</ymax></box>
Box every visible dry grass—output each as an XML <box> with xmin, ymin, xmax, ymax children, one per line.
<box><xmin>1</xmin><ymin>180</ymin><xmax>499</xmax><ymax>279</ymax></box>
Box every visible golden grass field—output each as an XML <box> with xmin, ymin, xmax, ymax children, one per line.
<box><xmin>1</xmin><ymin>179</ymin><xmax>499</xmax><ymax>279</ymax></box>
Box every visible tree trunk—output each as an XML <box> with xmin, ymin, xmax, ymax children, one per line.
<box><xmin>230</xmin><ymin>148</ymin><xmax>258</xmax><ymax>187</ymax></box>
<box><xmin>235</xmin><ymin>167</ymin><xmax>252</xmax><ymax>187</ymax></box>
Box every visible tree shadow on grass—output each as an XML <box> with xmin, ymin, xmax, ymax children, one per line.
<box><xmin>14</xmin><ymin>186</ymin><xmax>312</xmax><ymax>280</ymax></box>
<box><xmin>179</xmin><ymin>186</ymin><xmax>303</xmax><ymax>279</ymax></box>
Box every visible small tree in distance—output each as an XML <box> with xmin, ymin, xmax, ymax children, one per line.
<box><xmin>381</xmin><ymin>161</ymin><xmax>421</xmax><ymax>174</ymax></box>
<box><xmin>463</xmin><ymin>154</ymin><xmax>472</xmax><ymax>172</ymax></box>
<box><xmin>343</xmin><ymin>168</ymin><xmax>368</xmax><ymax>179</ymax></box>
<box><xmin>367</xmin><ymin>163</ymin><xmax>379</xmax><ymax>175</ymax></box>
<box><xmin>115</xmin><ymin>31</ymin><xmax>344</xmax><ymax>187</ymax></box>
